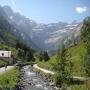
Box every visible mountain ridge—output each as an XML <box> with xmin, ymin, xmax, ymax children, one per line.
<box><xmin>2</xmin><ymin>5</ymin><xmax>82</xmax><ymax>54</ymax></box>
<box><xmin>0</xmin><ymin>6</ymin><xmax>38</xmax><ymax>49</ymax></box>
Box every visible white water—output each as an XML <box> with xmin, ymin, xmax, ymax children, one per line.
<box><xmin>21</xmin><ymin>66</ymin><xmax>53</xmax><ymax>90</ymax></box>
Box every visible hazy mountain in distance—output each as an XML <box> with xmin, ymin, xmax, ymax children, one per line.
<box><xmin>0</xmin><ymin>6</ymin><xmax>17</xmax><ymax>46</ymax></box>
<box><xmin>3</xmin><ymin>6</ymin><xmax>38</xmax><ymax>49</ymax></box>
<box><xmin>3</xmin><ymin>5</ymin><xmax>82</xmax><ymax>54</ymax></box>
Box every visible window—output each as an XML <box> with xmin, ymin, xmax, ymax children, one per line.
<box><xmin>2</xmin><ymin>53</ymin><xmax>4</xmax><ymax>56</ymax></box>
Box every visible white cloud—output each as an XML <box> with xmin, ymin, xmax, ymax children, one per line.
<box><xmin>76</xmin><ymin>6</ymin><xmax>88</xmax><ymax>14</ymax></box>
<box><xmin>11</xmin><ymin>0</ymin><xmax>16</xmax><ymax>6</ymax></box>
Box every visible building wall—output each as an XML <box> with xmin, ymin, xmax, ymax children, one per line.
<box><xmin>0</xmin><ymin>51</ymin><xmax>11</xmax><ymax>58</ymax></box>
<box><xmin>0</xmin><ymin>51</ymin><xmax>13</xmax><ymax>64</ymax></box>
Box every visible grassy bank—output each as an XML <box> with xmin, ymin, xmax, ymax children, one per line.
<box><xmin>71</xmin><ymin>80</ymin><xmax>90</xmax><ymax>90</ymax></box>
<box><xmin>0</xmin><ymin>59</ymin><xmax>8</xmax><ymax>67</ymax></box>
<box><xmin>33</xmin><ymin>65</ymin><xmax>90</xmax><ymax>90</ymax></box>
<box><xmin>0</xmin><ymin>66</ymin><xmax>20</xmax><ymax>89</ymax></box>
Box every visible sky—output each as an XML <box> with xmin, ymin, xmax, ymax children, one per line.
<box><xmin>0</xmin><ymin>0</ymin><xmax>90</xmax><ymax>24</ymax></box>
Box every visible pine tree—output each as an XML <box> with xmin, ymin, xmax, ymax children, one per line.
<box><xmin>17</xmin><ymin>48</ymin><xmax>25</xmax><ymax>62</ymax></box>
<box><xmin>54</xmin><ymin>44</ymin><xmax>72</xmax><ymax>89</ymax></box>
<box><xmin>38</xmin><ymin>51</ymin><xmax>43</xmax><ymax>61</ymax></box>
<box><xmin>38</xmin><ymin>51</ymin><xmax>50</xmax><ymax>61</ymax></box>
<box><xmin>25</xmin><ymin>51</ymin><xmax>35</xmax><ymax>62</ymax></box>
<box><xmin>16</xmin><ymin>41</ymin><xmax>35</xmax><ymax>62</ymax></box>
<box><xmin>43</xmin><ymin>51</ymin><xmax>50</xmax><ymax>62</ymax></box>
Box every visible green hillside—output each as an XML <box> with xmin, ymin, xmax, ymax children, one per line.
<box><xmin>37</xmin><ymin>41</ymin><xmax>89</xmax><ymax>90</ymax></box>
<box><xmin>38</xmin><ymin>41</ymin><xmax>86</xmax><ymax>76</ymax></box>
<box><xmin>68</xmin><ymin>41</ymin><xmax>86</xmax><ymax>76</ymax></box>
<box><xmin>0</xmin><ymin>67</ymin><xmax>20</xmax><ymax>89</ymax></box>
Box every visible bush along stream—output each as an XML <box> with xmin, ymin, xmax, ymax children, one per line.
<box><xmin>19</xmin><ymin>65</ymin><xmax>55</xmax><ymax>90</ymax></box>
<box><xmin>0</xmin><ymin>66</ymin><xmax>21</xmax><ymax>90</ymax></box>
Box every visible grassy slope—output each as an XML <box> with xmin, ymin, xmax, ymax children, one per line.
<box><xmin>0</xmin><ymin>67</ymin><xmax>20</xmax><ymax>89</ymax></box>
<box><xmin>37</xmin><ymin>41</ymin><xmax>89</xmax><ymax>90</ymax></box>
<box><xmin>0</xmin><ymin>59</ymin><xmax>7</xmax><ymax>67</ymax></box>
<box><xmin>37</xmin><ymin>54</ymin><xmax>57</xmax><ymax>71</ymax></box>
<box><xmin>37</xmin><ymin>41</ymin><xmax>90</xmax><ymax>90</ymax></box>
<box><xmin>68</xmin><ymin>41</ymin><xmax>86</xmax><ymax>76</ymax></box>
<box><xmin>38</xmin><ymin>41</ymin><xmax>86</xmax><ymax>76</ymax></box>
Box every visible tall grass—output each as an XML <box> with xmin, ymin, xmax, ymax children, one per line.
<box><xmin>0</xmin><ymin>67</ymin><xmax>20</xmax><ymax>89</ymax></box>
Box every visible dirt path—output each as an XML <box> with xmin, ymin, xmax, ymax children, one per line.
<box><xmin>33</xmin><ymin>64</ymin><xmax>55</xmax><ymax>74</ymax></box>
<box><xmin>0</xmin><ymin>66</ymin><xmax>14</xmax><ymax>74</ymax></box>
<box><xmin>33</xmin><ymin>64</ymin><xmax>88</xmax><ymax>81</ymax></box>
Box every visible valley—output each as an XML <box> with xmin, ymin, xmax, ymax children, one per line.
<box><xmin>3</xmin><ymin>6</ymin><xmax>82</xmax><ymax>54</ymax></box>
<box><xmin>0</xmin><ymin>2</ymin><xmax>90</xmax><ymax>90</ymax></box>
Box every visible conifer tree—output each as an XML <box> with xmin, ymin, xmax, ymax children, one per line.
<box><xmin>54</xmin><ymin>44</ymin><xmax>72</xmax><ymax>89</ymax></box>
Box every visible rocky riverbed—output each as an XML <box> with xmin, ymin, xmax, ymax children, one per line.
<box><xmin>20</xmin><ymin>65</ymin><xmax>55</xmax><ymax>90</ymax></box>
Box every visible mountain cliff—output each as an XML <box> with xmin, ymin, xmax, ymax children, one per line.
<box><xmin>0</xmin><ymin>6</ymin><xmax>37</xmax><ymax>49</ymax></box>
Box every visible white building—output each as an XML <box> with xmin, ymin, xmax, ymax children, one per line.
<box><xmin>0</xmin><ymin>51</ymin><xmax>11</xmax><ymax>58</ymax></box>
<box><xmin>0</xmin><ymin>50</ymin><xmax>12</xmax><ymax>64</ymax></box>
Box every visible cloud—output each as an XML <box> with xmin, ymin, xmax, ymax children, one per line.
<box><xmin>11</xmin><ymin>0</ymin><xmax>16</xmax><ymax>6</ymax></box>
<box><xmin>76</xmin><ymin>6</ymin><xmax>88</xmax><ymax>14</ymax></box>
